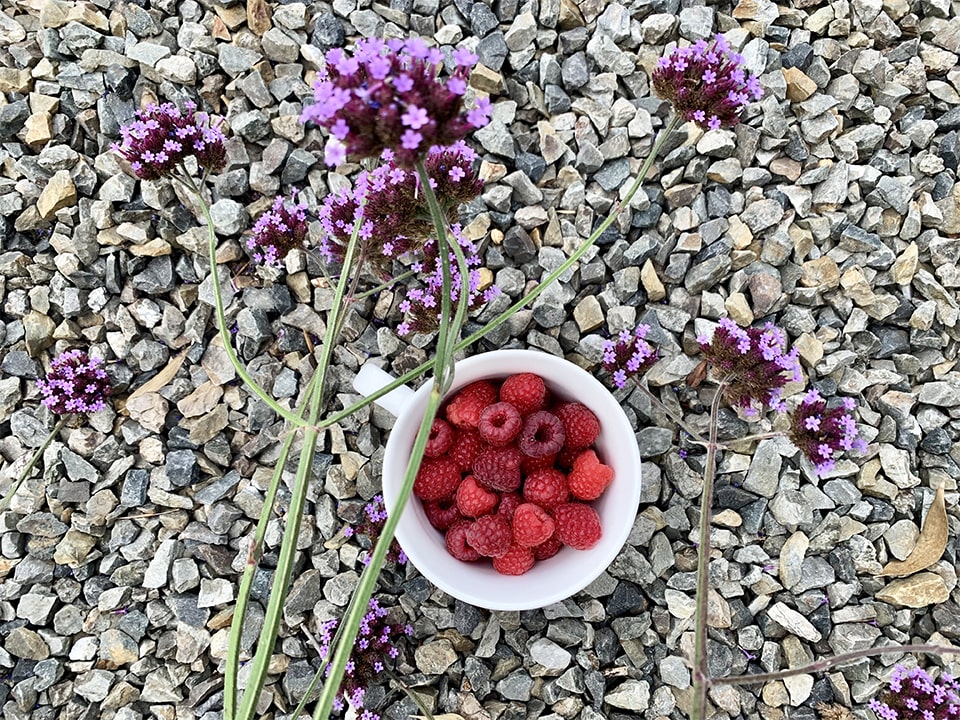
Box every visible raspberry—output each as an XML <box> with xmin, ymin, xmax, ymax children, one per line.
<box><xmin>473</xmin><ymin>446</ymin><xmax>523</xmax><ymax>492</ymax></box>
<box><xmin>554</xmin><ymin>403</ymin><xmax>600</xmax><ymax>450</ymax></box>
<box><xmin>556</xmin><ymin>446</ymin><xmax>579</xmax><ymax>469</ymax></box>
<box><xmin>445</xmin><ymin>381</ymin><xmax>498</xmax><ymax>429</ymax></box>
<box><xmin>521</xmin><ymin>452</ymin><xmax>557</xmax><ymax>475</ymax></box>
<box><xmin>445</xmin><ymin>519</ymin><xmax>481</xmax><ymax>562</ymax></box>
<box><xmin>448</xmin><ymin>429</ymin><xmax>483</xmax><ymax>472</ymax></box>
<box><xmin>465</xmin><ymin>514</ymin><xmax>512</xmax><ymax>557</ymax></box>
<box><xmin>499</xmin><ymin>373</ymin><xmax>547</xmax><ymax>415</ymax></box>
<box><xmin>554</xmin><ymin>503</ymin><xmax>602</xmax><ymax>550</ymax></box>
<box><xmin>425</xmin><ymin>418</ymin><xmax>455</xmax><ymax>457</ymax></box>
<box><xmin>522</xmin><ymin>468</ymin><xmax>569</xmax><ymax>509</ymax></box>
<box><xmin>493</xmin><ymin>544</ymin><xmax>535</xmax><ymax>575</ymax></box>
<box><xmin>413</xmin><ymin>458</ymin><xmax>461</xmax><ymax>502</ymax></box>
<box><xmin>568</xmin><ymin>449</ymin><xmax>615</xmax><ymax>501</ymax></box>
<box><xmin>512</xmin><ymin>503</ymin><xmax>556</xmax><ymax>547</ymax></box>
<box><xmin>423</xmin><ymin>500</ymin><xmax>460</xmax><ymax>531</ymax></box>
<box><xmin>533</xmin><ymin>535</ymin><xmax>563</xmax><ymax>561</ymax></box>
<box><xmin>518</xmin><ymin>411</ymin><xmax>565</xmax><ymax>458</ymax></box>
<box><xmin>456</xmin><ymin>475</ymin><xmax>499</xmax><ymax>517</ymax></box>
<box><xmin>478</xmin><ymin>402</ymin><xmax>522</xmax><ymax>446</ymax></box>
<box><xmin>555</xmin><ymin>402</ymin><xmax>600</xmax><ymax>451</ymax></box>
<box><xmin>497</xmin><ymin>492</ymin><xmax>523</xmax><ymax>519</ymax></box>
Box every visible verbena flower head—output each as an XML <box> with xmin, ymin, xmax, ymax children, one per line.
<box><xmin>789</xmin><ymin>390</ymin><xmax>868</xmax><ymax>474</ymax></box>
<box><xmin>869</xmin><ymin>666</ymin><xmax>960</xmax><ymax>720</ymax></box>
<box><xmin>318</xmin><ymin>143</ymin><xmax>482</xmax><ymax>276</ymax></box>
<box><xmin>343</xmin><ymin>495</ymin><xmax>408</xmax><ymax>566</ymax></box>
<box><xmin>247</xmin><ymin>194</ymin><xmax>309</xmax><ymax>269</ymax></box>
<box><xmin>36</xmin><ymin>349</ymin><xmax>112</xmax><ymax>415</ymax></box>
<box><xmin>698</xmin><ymin>319</ymin><xmax>801</xmax><ymax>416</ymax></box>
<box><xmin>396</xmin><ymin>226</ymin><xmax>500</xmax><ymax>336</ymax></box>
<box><xmin>652</xmin><ymin>34</ymin><xmax>763</xmax><ymax>131</ymax></box>
<box><xmin>602</xmin><ymin>324</ymin><xmax>658</xmax><ymax>389</ymax></box>
<box><xmin>113</xmin><ymin>101</ymin><xmax>226</xmax><ymax>180</ymax></box>
<box><xmin>320</xmin><ymin>598</ymin><xmax>414</xmax><ymax>719</ymax></box>
<box><xmin>301</xmin><ymin>38</ymin><xmax>491</xmax><ymax>166</ymax></box>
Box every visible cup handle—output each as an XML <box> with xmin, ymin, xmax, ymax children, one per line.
<box><xmin>352</xmin><ymin>362</ymin><xmax>416</xmax><ymax>418</ymax></box>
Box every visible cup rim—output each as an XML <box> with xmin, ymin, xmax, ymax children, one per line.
<box><xmin>380</xmin><ymin>349</ymin><xmax>642</xmax><ymax>611</ymax></box>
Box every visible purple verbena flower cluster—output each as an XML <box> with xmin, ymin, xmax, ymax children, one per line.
<box><xmin>602</xmin><ymin>324</ymin><xmax>658</xmax><ymax>389</ymax></box>
<box><xmin>869</xmin><ymin>666</ymin><xmax>960</xmax><ymax>720</ymax></box>
<box><xmin>113</xmin><ymin>101</ymin><xmax>226</xmax><ymax>180</ymax></box>
<box><xmin>652</xmin><ymin>34</ymin><xmax>763</xmax><ymax>131</ymax></box>
<box><xmin>301</xmin><ymin>37</ymin><xmax>491</xmax><ymax>166</ymax></box>
<box><xmin>396</xmin><ymin>226</ymin><xmax>500</xmax><ymax>336</ymax></box>
<box><xmin>698</xmin><ymin>318</ymin><xmax>801</xmax><ymax>416</ymax></box>
<box><xmin>789</xmin><ymin>389</ymin><xmax>868</xmax><ymax>475</ymax></box>
<box><xmin>343</xmin><ymin>495</ymin><xmax>408</xmax><ymax>566</ymax></box>
<box><xmin>247</xmin><ymin>194</ymin><xmax>309</xmax><ymax>269</ymax></box>
<box><xmin>318</xmin><ymin>143</ymin><xmax>482</xmax><ymax>276</ymax></box>
<box><xmin>36</xmin><ymin>349</ymin><xmax>112</xmax><ymax>415</ymax></box>
<box><xmin>319</xmin><ymin>598</ymin><xmax>414</xmax><ymax>720</ymax></box>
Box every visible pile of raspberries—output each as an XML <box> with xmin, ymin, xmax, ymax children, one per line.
<box><xmin>412</xmin><ymin>372</ymin><xmax>615</xmax><ymax>575</ymax></box>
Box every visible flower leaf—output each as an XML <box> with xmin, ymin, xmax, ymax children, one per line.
<box><xmin>878</xmin><ymin>485</ymin><xmax>948</xmax><ymax>577</ymax></box>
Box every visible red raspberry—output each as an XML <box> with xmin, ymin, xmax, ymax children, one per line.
<box><xmin>456</xmin><ymin>475</ymin><xmax>499</xmax><ymax>517</ymax></box>
<box><xmin>423</xmin><ymin>500</ymin><xmax>460</xmax><ymax>531</ymax></box>
<box><xmin>499</xmin><ymin>373</ymin><xmax>547</xmax><ymax>415</ymax></box>
<box><xmin>533</xmin><ymin>535</ymin><xmax>563</xmax><ymax>561</ymax></box>
<box><xmin>478</xmin><ymin>402</ymin><xmax>522</xmax><ymax>446</ymax></box>
<box><xmin>512</xmin><ymin>503</ymin><xmax>556</xmax><ymax>547</ymax></box>
<box><xmin>554</xmin><ymin>503</ymin><xmax>602</xmax><ymax>550</ymax></box>
<box><xmin>425</xmin><ymin>418</ymin><xmax>454</xmax><ymax>457</ymax></box>
<box><xmin>465</xmin><ymin>514</ymin><xmax>512</xmax><ymax>557</ymax></box>
<box><xmin>521</xmin><ymin>452</ymin><xmax>557</xmax><ymax>474</ymax></box>
<box><xmin>413</xmin><ymin>458</ymin><xmax>461</xmax><ymax>502</ymax></box>
<box><xmin>497</xmin><ymin>492</ymin><xmax>523</xmax><ymax>519</ymax></box>
<box><xmin>493</xmin><ymin>544</ymin><xmax>535</xmax><ymax>575</ymax></box>
<box><xmin>556</xmin><ymin>446</ymin><xmax>579</xmax><ymax>469</ymax></box>
<box><xmin>555</xmin><ymin>402</ymin><xmax>600</xmax><ymax>451</ymax></box>
<box><xmin>445</xmin><ymin>519</ymin><xmax>481</xmax><ymax>562</ymax></box>
<box><xmin>518</xmin><ymin>411</ymin><xmax>565</xmax><ymax>458</ymax></box>
<box><xmin>522</xmin><ymin>468</ymin><xmax>568</xmax><ymax>509</ymax></box>
<box><xmin>445</xmin><ymin>381</ymin><xmax>497</xmax><ymax>429</ymax></box>
<box><xmin>448</xmin><ymin>429</ymin><xmax>483</xmax><ymax>472</ymax></box>
<box><xmin>473</xmin><ymin>446</ymin><xmax>523</xmax><ymax>492</ymax></box>
<box><xmin>568</xmin><ymin>449</ymin><xmax>615</xmax><ymax>501</ymax></box>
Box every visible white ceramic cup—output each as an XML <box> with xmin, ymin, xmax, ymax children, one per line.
<box><xmin>353</xmin><ymin>349</ymin><xmax>642</xmax><ymax>611</ymax></box>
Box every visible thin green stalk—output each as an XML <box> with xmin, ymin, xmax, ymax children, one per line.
<box><xmin>183</xmin><ymin>174</ymin><xmax>311</xmax><ymax>430</ymax></box>
<box><xmin>233</xmin><ymin>199</ymin><xmax>366</xmax><ymax>720</ymax></box>
<box><xmin>0</xmin><ymin>415</ymin><xmax>67</xmax><ymax>514</ymax></box>
<box><xmin>692</xmin><ymin>380</ymin><xmax>728</xmax><ymax>720</ymax></box>
<box><xmin>309</xmin><ymin>161</ymin><xmax>468</xmax><ymax>720</ymax></box>
<box><xmin>715</xmin><ymin>644</ymin><xmax>960</xmax><ymax>686</ymax></box>
<box><xmin>223</xmin><ymin>367</ymin><xmax>323</xmax><ymax>719</ymax></box>
<box><xmin>319</xmin><ymin>116</ymin><xmax>681</xmax><ymax>429</ymax></box>
<box><xmin>350</xmin><ymin>269</ymin><xmax>416</xmax><ymax>302</ymax></box>
<box><xmin>728</xmin><ymin>431</ymin><xmax>784</xmax><ymax>446</ymax></box>
<box><xmin>385</xmin><ymin>668</ymin><xmax>435</xmax><ymax>719</ymax></box>
<box><xmin>312</xmin><ymin>386</ymin><xmax>445</xmax><ymax>720</ymax></box>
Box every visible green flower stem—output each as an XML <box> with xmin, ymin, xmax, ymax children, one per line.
<box><xmin>320</xmin><ymin>116</ymin><xmax>681</xmax><ymax>429</ymax></box>
<box><xmin>715</xmin><ymin>643</ymin><xmax>960</xmax><ymax>686</ymax></box>
<box><xmin>184</xmin><ymin>175</ymin><xmax>312</xmax><ymax>430</ymax></box>
<box><xmin>634</xmin><ymin>382</ymin><xmax>708</xmax><ymax>446</ymax></box>
<box><xmin>349</xmin><ymin>269</ymin><xmax>416</xmax><ymax>302</ymax></box>
<box><xmin>727</xmin><ymin>430</ymin><xmax>784</xmax><ymax>446</ymax></box>
<box><xmin>312</xmin><ymin>385</ymin><xmax>445</xmax><ymax>720</ymax></box>
<box><xmin>692</xmin><ymin>380</ymin><xmax>728</xmax><ymax>720</ymax></box>
<box><xmin>0</xmin><ymin>415</ymin><xmax>67</xmax><ymax>514</ymax></box>
<box><xmin>223</xmin><ymin>368</ymin><xmax>321</xmax><ymax>719</ymax></box>
<box><xmin>308</xmin><ymin>161</ymin><xmax>469</xmax><ymax>720</ymax></box>
<box><xmin>232</xmin><ymin>202</ymin><xmax>366</xmax><ymax>720</ymax></box>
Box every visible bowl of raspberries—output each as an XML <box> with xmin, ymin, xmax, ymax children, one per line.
<box><xmin>357</xmin><ymin>349</ymin><xmax>642</xmax><ymax>610</ymax></box>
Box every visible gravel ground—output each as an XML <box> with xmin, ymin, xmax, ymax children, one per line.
<box><xmin>0</xmin><ymin>0</ymin><xmax>959</xmax><ymax>719</ymax></box>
